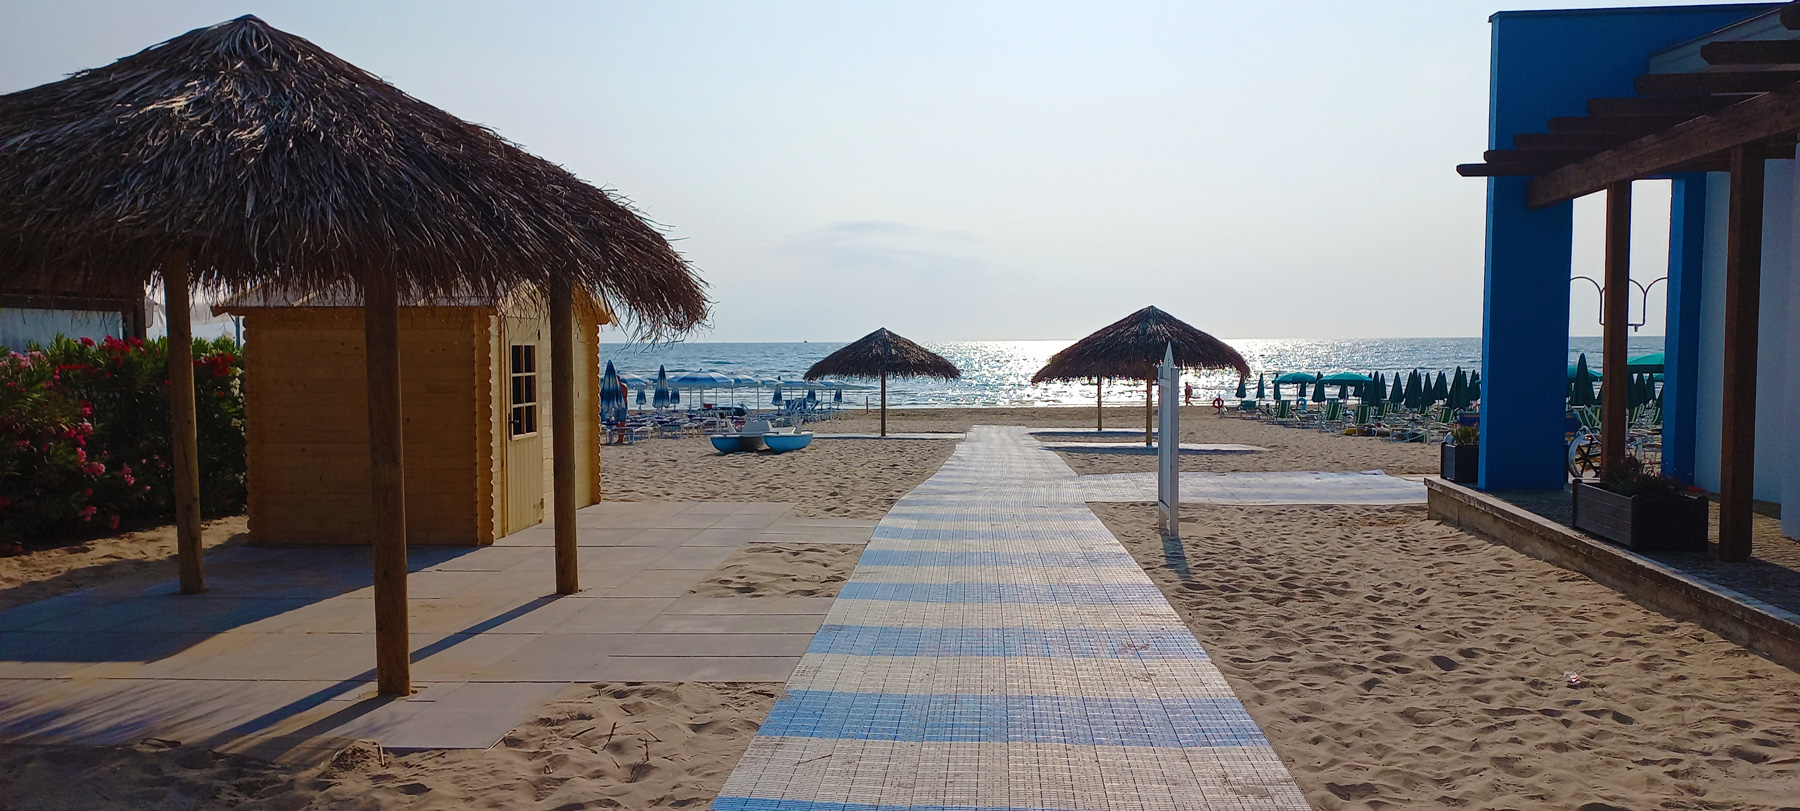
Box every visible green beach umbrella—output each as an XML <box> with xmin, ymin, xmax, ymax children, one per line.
<box><xmin>1235</xmin><ymin>376</ymin><xmax>1247</xmax><ymax>398</ymax></box>
<box><xmin>1367</xmin><ymin>372</ymin><xmax>1384</xmax><ymax>405</ymax></box>
<box><xmin>1449</xmin><ymin>367</ymin><xmax>1467</xmax><ymax>410</ymax></box>
<box><xmin>1433</xmin><ymin>371</ymin><xmax>1449</xmax><ymax>404</ymax></box>
<box><xmin>1570</xmin><ymin>353</ymin><xmax>1597</xmax><ymax>407</ymax></box>
<box><xmin>1312</xmin><ymin>373</ymin><xmax>1327</xmax><ymax>403</ymax></box>
<box><xmin>1390</xmin><ymin>373</ymin><xmax>1404</xmax><ymax>405</ymax></box>
<box><xmin>1469</xmin><ymin>370</ymin><xmax>1481</xmax><ymax>404</ymax></box>
<box><xmin>1627</xmin><ymin>352</ymin><xmax>1664</xmax><ymax>373</ymax></box>
<box><xmin>1255</xmin><ymin>374</ymin><xmax>1266</xmax><ymax>400</ymax></box>
<box><xmin>1296</xmin><ymin>379</ymin><xmax>1309</xmax><ymax>399</ymax></box>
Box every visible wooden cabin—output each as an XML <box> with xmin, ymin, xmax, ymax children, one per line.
<box><xmin>216</xmin><ymin>287</ymin><xmax>605</xmax><ymax>545</ymax></box>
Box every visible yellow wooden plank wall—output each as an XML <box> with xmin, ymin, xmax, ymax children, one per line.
<box><xmin>244</xmin><ymin>308</ymin><xmax>482</xmax><ymax>545</ymax></box>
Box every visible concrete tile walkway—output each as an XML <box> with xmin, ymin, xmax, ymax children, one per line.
<box><xmin>0</xmin><ymin>502</ymin><xmax>868</xmax><ymax>761</ymax></box>
<box><xmin>714</xmin><ymin>426</ymin><xmax>1313</xmax><ymax>810</ymax></box>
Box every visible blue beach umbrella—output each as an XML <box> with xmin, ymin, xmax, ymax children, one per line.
<box><xmin>636</xmin><ymin>386</ymin><xmax>646</xmax><ymax>406</ymax></box>
<box><xmin>654</xmin><ymin>365</ymin><xmax>671</xmax><ymax>410</ymax></box>
<box><xmin>671</xmin><ymin>386</ymin><xmax>681</xmax><ymax>405</ymax></box>
<box><xmin>601</xmin><ymin>361</ymin><xmax>626</xmax><ymax>423</ymax></box>
<box><xmin>771</xmin><ymin>383</ymin><xmax>784</xmax><ymax>406</ymax></box>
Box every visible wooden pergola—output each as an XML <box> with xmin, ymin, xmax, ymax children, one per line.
<box><xmin>1458</xmin><ymin>5</ymin><xmax>1800</xmax><ymax>562</ymax></box>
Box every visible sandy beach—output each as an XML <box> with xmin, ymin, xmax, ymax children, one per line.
<box><xmin>3</xmin><ymin>408</ymin><xmax>1796</xmax><ymax>809</ymax></box>
<box><xmin>1096</xmin><ymin>501</ymin><xmax>1800</xmax><ymax>810</ymax></box>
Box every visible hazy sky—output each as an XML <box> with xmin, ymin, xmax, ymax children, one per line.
<box><xmin>3</xmin><ymin>1</ymin><xmax>1701</xmax><ymax>341</ymax></box>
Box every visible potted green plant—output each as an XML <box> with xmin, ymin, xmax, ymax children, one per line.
<box><xmin>1571</xmin><ymin>456</ymin><xmax>1708</xmax><ymax>553</ymax></box>
<box><xmin>1439</xmin><ymin>425</ymin><xmax>1479</xmax><ymax>484</ymax></box>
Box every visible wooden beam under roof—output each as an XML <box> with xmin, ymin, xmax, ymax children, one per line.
<box><xmin>1459</xmin><ymin>136</ymin><xmax>1796</xmax><ymax>179</ymax></box>
<box><xmin>1514</xmin><ymin>132</ymin><xmax>1639</xmax><ymax>150</ymax></box>
<box><xmin>1701</xmin><ymin>40</ymin><xmax>1800</xmax><ymax>66</ymax></box>
<box><xmin>1636</xmin><ymin>70</ymin><xmax>1800</xmax><ymax>97</ymax></box>
<box><xmin>1782</xmin><ymin>2</ymin><xmax>1800</xmax><ymax>30</ymax></box>
<box><xmin>1588</xmin><ymin>95</ymin><xmax>1754</xmax><ymax>118</ymax></box>
<box><xmin>1527</xmin><ymin>85</ymin><xmax>1800</xmax><ymax>206</ymax></box>
<box><xmin>1547</xmin><ymin>115</ymin><xmax>1694</xmax><ymax>134</ymax></box>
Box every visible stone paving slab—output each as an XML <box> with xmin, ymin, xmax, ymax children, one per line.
<box><xmin>0</xmin><ymin>500</ymin><xmax>848</xmax><ymax>759</ymax></box>
<box><xmin>1043</xmin><ymin>441</ymin><xmax>1266</xmax><ymax>454</ymax></box>
<box><xmin>713</xmin><ymin>426</ymin><xmax>1313</xmax><ymax>810</ymax></box>
<box><xmin>814</xmin><ymin>433</ymin><xmax>967</xmax><ymax>440</ymax></box>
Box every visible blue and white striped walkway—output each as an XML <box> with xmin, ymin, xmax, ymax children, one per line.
<box><xmin>714</xmin><ymin>426</ymin><xmax>1311</xmax><ymax>811</ymax></box>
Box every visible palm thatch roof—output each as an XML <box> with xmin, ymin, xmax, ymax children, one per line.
<box><xmin>0</xmin><ymin>15</ymin><xmax>706</xmax><ymax>337</ymax></box>
<box><xmin>804</xmin><ymin>328</ymin><xmax>960</xmax><ymax>380</ymax></box>
<box><xmin>1031</xmin><ymin>305</ymin><xmax>1249</xmax><ymax>382</ymax></box>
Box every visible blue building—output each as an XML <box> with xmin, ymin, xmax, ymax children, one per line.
<box><xmin>1465</xmin><ymin>3</ymin><xmax>1798</xmax><ymax>552</ymax></box>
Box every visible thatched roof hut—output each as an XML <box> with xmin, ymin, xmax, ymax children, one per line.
<box><xmin>1032</xmin><ymin>306</ymin><xmax>1249</xmax><ymax>383</ymax></box>
<box><xmin>0</xmin><ymin>15</ymin><xmax>707</xmax><ymax>695</ymax></box>
<box><xmin>0</xmin><ymin>15</ymin><xmax>706</xmax><ymax>334</ymax></box>
<box><xmin>1032</xmin><ymin>306</ymin><xmax>1248</xmax><ymax>441</ymax></box>
<box><xmin>805</xmin><ymin>328</ymin><xmax>958</xmax><ymax>436</ymax></box>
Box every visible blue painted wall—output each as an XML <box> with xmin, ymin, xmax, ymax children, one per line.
<box><xmin>1662</xmin><ymin>173</ymin><xmax>1709</xmax><ymax>484</ymax></box>
<box><xmin>1478</xmin><ymin>4</ymin><xmax>1775</xmax><ymax>491</ymax></box>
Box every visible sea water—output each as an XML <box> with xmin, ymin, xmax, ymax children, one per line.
<box><xmin>600</xmin><ymin>336</ymin><xmax>1664</xmax><ymax>409</ymax></box>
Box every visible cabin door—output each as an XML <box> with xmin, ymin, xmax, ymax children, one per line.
<box><xmin>502</xmin><ymin>318</ymin><xmax>545</xmax><ymax>533</ymax></box>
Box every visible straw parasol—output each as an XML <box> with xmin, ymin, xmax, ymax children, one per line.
<box><xmin>805</xmin><ymin>328</ymin><xmax>959</xmax><ymax>436</ymax></box>
<box><xmin>1032</xmin><ymin>306</ymin><xmax>1248</xmax><ymax>445</ymax></box>
<box><xmin>0</xmin><ymin>16</ymin><xmax>707</xmax><ymax>695</ymax></box>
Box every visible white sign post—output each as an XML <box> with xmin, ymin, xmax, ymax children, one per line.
<box><xmin>1156</xmin><ymin>344</ymin><xmax>1179</xmax><ymax>538</ymax></box>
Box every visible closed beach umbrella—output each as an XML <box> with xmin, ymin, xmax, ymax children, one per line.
<box><xmin>1433</xmin><ymin>372</ymin><xmax>1449</xmax><ymax>404</ymax></box>
<box><xmin>1390</xmin><ymin>373</ymin><xmax>1405</xmax><ymax>405</ymax></box>
<box><xmin>1570</xmin><ymin>354</ymin><xmax>1597</xmax><ymax>407</ymax></box>
<box><xmin>1469</xmin><ymin>370</ymin><xmax>1481</xmax><ymax>404</ymax></box>
<box><xmin>636</xmin><ymin>386</ymin><xmax>646</xmax><ymax>406</ymax></box>
<box><xmin>1367</xmin><ymin>372</ymin><xmax>1384</xmax><ymax>406</ymax></box>
<box><xmin>834</xmin><ymin>387</ymin><xmax>843</xmax><ymax>403</ymax></box>
<box><xmin>1297</xmin><ymin>379</ymin><xmax>1310</xmax><ymax>399</ymax></box>
<box><xmin>1404</xmin><ymin>370</ymin><xmax>1422</xmax><ymax>410</ymax></box>
<box><xmin>771</xmin><ymin>384</ymin><xmax>784</xmax><ymax>406</ymax></box>
<box><xmin>0</xmin><ymin>16</ymin><xmax>710</xmax><ymax>694</ymax></box>
<box><xmin>1235</xmin><ymin>377</ymin><xmax>1247</xmax><ymax>398</ymax></box>
<box><xmin>808</xmin><ymin>327</ymin><xmax>961</xmax><ymax>436</ymax></box>
<box><xmin>1449</xmin><ymin>367</ymin><xmax>1467</xmax><ymax>410</ymax></box>
<box><xmin>1255</xmin><ymin>374</ymin><xmax>1266</xmax><ymax>400</ymax></box>
<box><xmin>670</xmin><ymin>386</ymin><xmax>680</xmax><ymax>405</ymax></box>
<box><xmin>654</xmin><ymin>365</ymin><xmax>671</xmax><ymax>409</ymax></box>
<box><xmin>1032</xmin><ymin>306</ymin><xmax>1249</xmax><ymax>443</ymax></box>
<box><xmin>601</xmin><ymin>361</ymin><xmax>625</xmax><ymax>423</ymax></box>
<box><xmin>1312</xmin><ymin>373</ymin><xmax>1327</xmax><ymax>403</ymax></box>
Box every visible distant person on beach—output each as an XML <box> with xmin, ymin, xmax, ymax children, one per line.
<box><xmin>1184</xmin><ymin>382</ymin><xmax>1193</xmax><ymax>405</ymax></box>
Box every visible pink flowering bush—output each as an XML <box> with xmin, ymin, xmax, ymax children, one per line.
<box><xmin>0</xmin><ymin>336</ymin><xmax>245</xmax><ymax>545</ymax></box>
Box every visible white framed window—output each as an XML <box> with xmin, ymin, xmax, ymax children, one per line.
<box><xmin>509</xmin><ymin>344</ymin><xmax>538</xmax><ymax>437</ymax></box>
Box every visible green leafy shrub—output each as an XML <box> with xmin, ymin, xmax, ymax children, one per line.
<box><xmin>1447</xmin><ymin>425</ymin><xmax>1479</xmax><ymax>447</ymax></box>
<box><xmin>0</xmin><ymin>335</ymin><xmax>245</xmax><ymax>545</ymax></box>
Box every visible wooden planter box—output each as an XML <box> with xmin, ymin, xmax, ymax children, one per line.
<box><xmin>1440</xmin><ymin>443</ymin><xmax>1479</xmax><ymax>484</ymax></box>
<box><xmin>1571</xmin><ymin>482</ymin><xmax>1709</xmax><ymax>553</ymax></box>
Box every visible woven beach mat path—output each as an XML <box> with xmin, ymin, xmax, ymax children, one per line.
<box><xmin>712</xmin><ymin>425</ymin><xmax>1311</xmax><ymax>811</ymax></box>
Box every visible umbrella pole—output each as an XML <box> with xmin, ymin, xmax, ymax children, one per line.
<box><xmin>164</xmin><ymin>252</ymin><xmax>205</xmax><ymax>595</ymax></box>
<box><xmin>1096</xmin><ymin>377</ymin><xmax>1103</xmax><ymax>432</ymax></box>
<box><xmin>880</xmin><ymin>371</ymin><xmax>887</xmax><ymax>437</ymax></box>
<box><xmin>362</xmin><ymin>268</ymin><xmax>411</xmax><ymax>696</ymax></box>
<box><xmin>1144</xmin><ymin>375</ymin><xmax>1153</xmax><ymax>447</ymax></box>
<box><xmin>550</xmin><ymin>283</ymin><xmax>579</xmax><ymax>595</ymax></box>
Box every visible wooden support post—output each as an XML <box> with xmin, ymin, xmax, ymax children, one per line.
<box><xmin>1601</xmin><ymin>181</ymin><xmax>1632</xmax><ymax>477</ymax></box>
<box><xmin>362</xmin><ymin>270</ymin><xmax>411</xmax><ymax>696</ymax></box>
<box><xmin>1719</xmin><ymin>146</ymin><xmax>1765</xmax><ymax>562</ymax></box>
<box><xmin>1144</xmin><ymin>376</ymin><xmax>1154</xmax><ymax>447</ymax></box>
<box><xmin>879</xmin><ymin>371</ymin><xmax>887</xmax><ymax>437</ymax></box>
<box><xmin>550</xmin><ymin>280</ymin><xmax>579</xmax><ymax>595</ymax></box>
<box><xmin>1096</xmin><ymin>377</ymin><xmax>1103</xmax><ymax>432</ymax></box>
<box><xmin>164</xmin><ymin>252</ymin><xmax>205</xmax><ymax>595</ymax></box>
